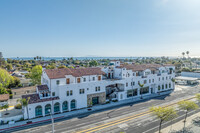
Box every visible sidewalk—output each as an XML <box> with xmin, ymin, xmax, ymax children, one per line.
<box><xmin>157</xmin><ymin>112</ymin><xmax>200</xmax><ymax>133</ymax></box>
<box><xmin>0</xmin><ymin>91</ymin><xmax>172</xmax><ymax>131</ymax></box>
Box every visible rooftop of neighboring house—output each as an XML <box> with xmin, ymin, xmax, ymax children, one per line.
<box><xmin>44</xmin><ymin>67</ymin><xmax>105</xmax><ymax>79</ymax></box>
<box><xmin>19</xmin><ymin>70</ymin><xmax>29</xmax><ymax>74</ymax></box>
<box><xmin>0</xmin><ymin>94</ymin><xmax>9</xmax><ymax>102</ymax></box>
<box><xmin>12</xmin><ymin>86</ymin><xmax>36</xmax><ymax>99</ymax></box>
<box><xmin>8</xmin><ymin>69</ymin><xmax>16</xmax><ymax>74</ymax></box>
<box><xmin>22</xmin><ymin>94</ymin><xmax>59</xmax><ymax>104</ymax></box>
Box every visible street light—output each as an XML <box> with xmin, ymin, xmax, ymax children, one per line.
<box><xmin>48</xmin><ymin>109</ymin><xmax>54</xmax><ymax>133</ymax></box>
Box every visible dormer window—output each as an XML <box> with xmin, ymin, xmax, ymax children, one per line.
<box><xmin>152</xmin><ymin>71</ymin><xmax>155</xmax><ymax>74</ymax></box>
<box><xmin>56</xmin><ymin>80</ymin><xmax>60</xmax><ymax>85</ymax></box>
<box><xmin>98</xmin><ymin>76</ymin><xmax>101</xmax><ymax>81</ymax></box>
<box><xmin>66</xmin><ymin>78</ymin><xmax>70</xmax><ymax>84</ymax></box>
<box><xmin>136</xmin><ymin>72</ymin><xmax>139</xmax><ymax>76</ymax></box>
<box><xmin>83</xmin><ymin>78</ymin><xmax>86</xmax><ymax>82</ymax></box>
<box><xmin>77</xmin><ymin>78</ymin><xmax>81</xmax><ymax>83</ymax></box>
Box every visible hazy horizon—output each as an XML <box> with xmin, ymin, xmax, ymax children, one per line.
<box><xmin>2</xmin><ymin>55</ymin><xmax>196</xmax><ymax>59</ymax></box>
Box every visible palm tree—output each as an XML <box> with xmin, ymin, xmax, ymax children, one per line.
<box><xmin>138</xmin><ymin>83</ymin><xmax>144</xmax><ymax>99</ymax></box>
<box><xmin>182</xmin><ymin>52</ymin><xmax>185</xmax><ymax>58</ymax></box>
<box><xmin>186</xmin><ymin>51</ymin><xmax>189</xmax><ymax>58</ymax></box>
<box><xmin>17</xmin><ymin>97</ymin><xmax>30</xmax><ymax>120</ymax></box>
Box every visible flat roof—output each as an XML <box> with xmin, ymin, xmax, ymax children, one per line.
<box><xmin>175</xmin><ymin>76</ymin><xmax>198</xmax><ymax>81</ymax></box>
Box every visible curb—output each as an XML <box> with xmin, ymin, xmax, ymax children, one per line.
<box><xmin>0</xmin><ymin>116</ymin><xmax>64</xmax><ymax>131</ymax></box>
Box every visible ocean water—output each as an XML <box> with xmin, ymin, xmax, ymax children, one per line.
<box><xmin>7</xmin><ymin>57</ymin><xmax>141</xmax><ymax>61</ymax></box>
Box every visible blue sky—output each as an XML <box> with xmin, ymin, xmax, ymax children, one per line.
<box><xmin>0</xmin><ymin>0</ymin><xmax>200</xmax><ymax>58</ymax></box>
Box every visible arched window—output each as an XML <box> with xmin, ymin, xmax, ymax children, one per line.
<box><xmin>162</xmin><ymin>85</ymin><xmax>164</xmax><ymax>90</ymax></box>
<box><xmin>54</xmin><ymin>102</ymin><xmax>60</xmax><ymax>113</ymax></box>
<box><xmin>45</xmin><ymin>104</ymin><xmax>51</xmax><ymax>115</ymax></box>
<box><xmin>35</xmin><ymin>105</ymin><xmax>42</xmax><ymax>117</ymax></box>
<box><xmin>62</xmin><ymin>101</ymin><xmax>68</xmax><ymax>111</ymax></box>
<box><xmin>71</xmin><ymin>99</ymin><xmax>76</xmax><ymax>110</ymax></box>
<box><xmin>158</xmin><ymin>85</ymin><xmax>161</xmax><ymax>91</ymax></box>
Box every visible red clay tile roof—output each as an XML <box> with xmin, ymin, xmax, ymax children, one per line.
<box><xmin>163</xmin><ymin>64</ymin><xmax>174</xmax><ymax>67</ymax></box>
<box><xmin>37</xmin><ymin>85</ymin><xmax>49</xmax><ymax>91</ymax></box>
<box><xmin>117</xmin><ymin>64</ymin><xmax>174</xmax><ymax>72</ymax></box>
<box><xmin>22</xmin><ymin>94</ymin><xmax>59</xmax><ymax>104</ymax></box>
<box><xmin>0</xmin><ymin>94</ymin><xmax>9</xmax><ymax>101</ymax></box>
<box><xmin>44</xmin><ymin>67</ymin><xmax>105</xmax><ymax>79</ymax></box>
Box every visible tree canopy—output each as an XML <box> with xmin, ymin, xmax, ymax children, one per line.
<box><xmin>89</xmin><ymin>60</ymin><xmax>98</xmax><ymax>67</ymax></box>
<box><xmin>30</xmin><ymin>65</ymin><xmax>42</xmax><ymax>85</ymax></box>
<box><xmin>6</xmin><ymin>64</ymin><xmax>13</xmax><ymax>71</ymax></box>
<box><xmin>150</xmin><ymin>106</ymin><xmax>177</xmax><ymax>122</ymax></box>
<box><xmin>46</xmin><ymin>63</ymin><xmax>56</xmax><ymax>69</ymax></box>
<box><xmin>196</xmin><ymin>93</ymin><xmax>200</xmax><ymax>103</ymax></box>
<box><xmin>178</xmin><ymin>100</ymin><xmax>199</xmax><ymax>112</ymax></box>
<box><xmin>0</xmin><ymin>68</ymin><xmax>13</xmax><ymax>88</ymax></box>
<box><xmin>58</xmin><ymin>65</ymin><xmax>66</xmax><ymax>69</ymax></box>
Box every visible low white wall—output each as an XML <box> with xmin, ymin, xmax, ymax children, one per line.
<box><xmin>0</xmin><ymin>102</ymin><xmax>8</xmax><ymax>106</ymax></box>
<box><xmin>0</xmin><ymin>115</ymin><xmax>23</xmax><ymax>123</ymax></box>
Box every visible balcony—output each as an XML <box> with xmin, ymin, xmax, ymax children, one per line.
<box><xmin>157</xmin><ymin>73</ymin><xmax>161</xmax><ymax>76</ymax></box>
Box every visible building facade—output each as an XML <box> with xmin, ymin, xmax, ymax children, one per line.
<box><xmin>22</xmin><ymin>61</ymin><xmax>175</xmax><ymax>119</ymax></box>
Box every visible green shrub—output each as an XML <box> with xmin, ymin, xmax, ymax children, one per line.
<box><xmin>18</xmin><ymin>84</ymin><xmax>23</xmax><ymax>87</ymax></box>
<box><xmin>0</xmin><ymin>104</ymin><xmax>9</xmax><ymax>110</ymax></box>
<box><xmin>15</xmin><ymin>103</ymin><xmax>22</xmax><ymax>109</ymax></box>
<box><xmin>20</xmin><ymin>117</ymin><xmax>24</xmax><ymax>121</ymax></box>
<box><xmin>112</xmin><ymin>99</ymin><xmax>118</xmax><ymax>102</ymax></box>
<box><xmin>9</xmin><ymin>94</ymin><xmax>13</xmax><ymax>99</ymax></box>
<box><xmin>106</xmin><ymin>101</ymin><xmax>110</xmax><ymax>104</ymax></box>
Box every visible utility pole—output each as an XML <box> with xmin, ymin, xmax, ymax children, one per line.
<box><xmin>48</xmin><ymin>109</ymin><xmax>54</xmax><ymax>133</ymax></box>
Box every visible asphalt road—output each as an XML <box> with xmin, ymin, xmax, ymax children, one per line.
<box><xmin>123</xmin><ymin>109</ymin><xmax>200</xmax><ymax>133</ymax></box>
<box><xmin>2</xmin><ymin>84</ymin><xmax>200</xmax><ymax>133</ymax></box>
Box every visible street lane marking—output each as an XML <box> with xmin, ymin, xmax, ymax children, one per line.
<box><xmin>142</xmin><ymin>109</ymin><xmax>197</xmax><ymax>133</ymax></box>
<box><xmin>77</xmin><ymin>96</ymin><xmax>195</xmax><ymax>133</ymax></box>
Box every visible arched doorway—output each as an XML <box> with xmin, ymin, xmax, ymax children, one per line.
<box><xmin>45</xmin><ymin>104</ymin><xmax>51</xmax><ymax>115</ymax></box>
<box><xmin>71</xmin><ymin>99</ymin><xmax>76</xmax><ymax>110</ymax></box>
<box><xmin>54</xmin><ymin>102</ymin><xmax>60</xmax><ymax>113</ymax></box>
<box><xmin>35</xmin><ymin>105</ymin><xmax>42</xmax><ymax>117</ymax></box>
<box><xmin>62</xmin><ymin>101</ymin><xmax>68</xmax><ymax>111</ymax></box>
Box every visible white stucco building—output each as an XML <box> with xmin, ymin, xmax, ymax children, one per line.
<box><xmin>22</xmin><ymin>61</ymin><xmax>175</xmax><ymax>119</ymax></box>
